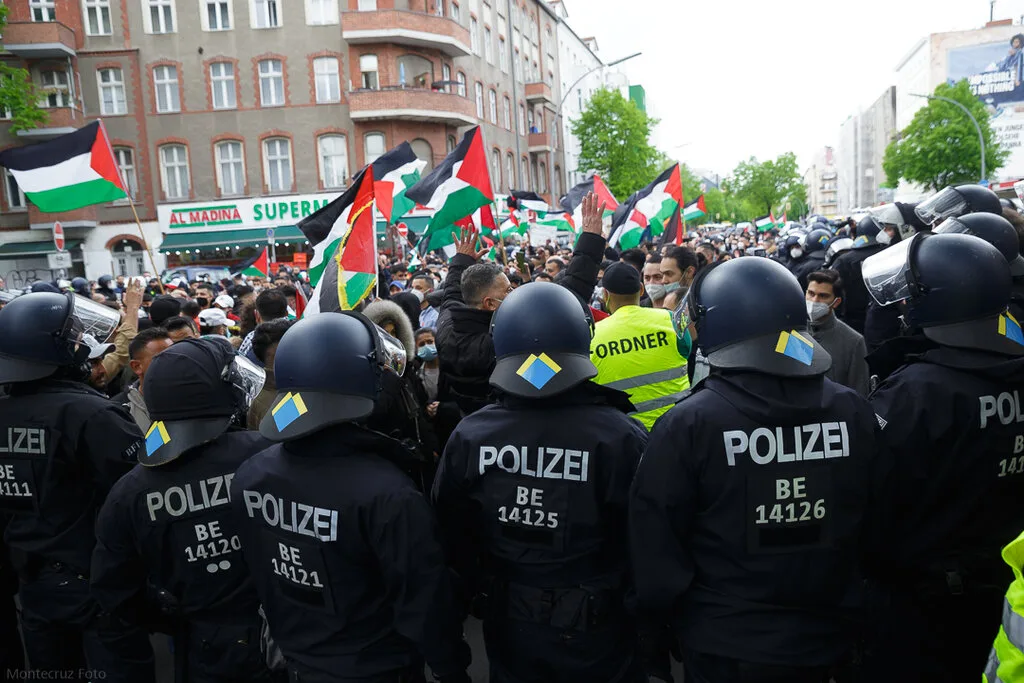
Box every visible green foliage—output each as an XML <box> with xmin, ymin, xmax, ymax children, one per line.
<box><xmin>570</xmin><ymin>88</ymin><xmax>662</xmax><ymax>200</ymax></box>
<box><xmin>728</xmin><ymin>152</ymin><xmax>805</xmax><ymax>216</ymax></box>
<box><xmin>883</xmin><ymin>80</ymin><xmax>1008</xmax><ymax>191</ymax></box>
<box><xmin>0</xmin><ymin>6</ymin><xmax>47</xmax><ymax>132</ymax></box>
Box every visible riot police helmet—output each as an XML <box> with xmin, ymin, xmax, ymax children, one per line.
<box><xmin>934</xmin><ymin>212</ymin><xmax>1024</xmax><ymax>277</ymax></box>
<box><xmin>853</xmin><ymin>215</ymin><xmax>884</xmax><ymax>249</ymax></box>
<box><xmin>862</xmin><ymin>232</ymin><xmax>1023</xmax><ymax>355</ymax></box>
<box><xmin>802</xmin><ymin>228</ymin><xmax>832</xmax><ymax>254</ymax></box>
<box><xmin>489</xmin><ymin>282</ymin><xmax>596</xmax><ymax>398</ymax></box>
<box><xmin>914</xmin><ymin>184</ymin><xmax>1001</xmax><ymax>226</ymax></box>
<box><xmin>686</xmin><ymin>257</ymin><xmax>831</xmax><ymax>377</ymax></box>
<box><xmin>70</xmin><ymin>277</ymin><xmax>90</xmax><ymax>297</ymax></box>
<box><xmin>259</xmin><ymin>311</ymin><xmax>407</xmax><ymax>441</ymax></box>
<box><xmin>141</xmin><ymin>337</ymin><xmax>264</xmax><ymax>466</ymax></box>
<box><xmin>0</xmin><ymin>292</ymin><xmax>121</xmax><ymax>384</ymax></box>
<box><xmin>824</xmin><ymin>237</ymin><xmax>855</xmax><ymax>267</ymax></box>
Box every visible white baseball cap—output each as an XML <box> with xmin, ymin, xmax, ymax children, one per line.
<box><xmin>81</xmin><ymin>333</ymin><xmax>115</xmax><ymax>360</ymax></box>
<box><xmin>198</xmin><ymin>308</ymin><xmax>228</xmax><ymax>328</ymax></box>
<box><xmin>214</xmin><ymin>294</ymin><xmax>234</xmax><ymax>308</ymax></box>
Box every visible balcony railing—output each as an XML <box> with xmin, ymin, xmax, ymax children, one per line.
<box><xmin>15</xmin><ymin>107</ymin><xmax>81</xmax><ymax>140</ymax></box>
<box><xmin>1</xmin><ymin>21</ymin><xmax>77</xmax><ymax>58</ymax></box>
<box><xmin>348</xmin><ymin>85</ymin><xmax>477</xmax><ymax>126</ymax></box>
<box><xmin>341</xmin><ymin>9</ymin><xmax>471</xmax><ymax>57</ymax></box>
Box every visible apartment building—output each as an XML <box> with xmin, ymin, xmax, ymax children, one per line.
<box><xmin>0</xmin><ymin>0</ymin><xmax>568</xmax><ymax>282</ymax></box>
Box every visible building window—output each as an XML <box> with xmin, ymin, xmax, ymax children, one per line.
<box><xmin>216</xmin><ymin>141</ymin><xmax>245</xmax><ymax>196</ymax></box>
<box><xmin>488</xmin><ymin>89</ymin><xmax>497</xmax><ymax>124</ymax></box>
<box><xmin>153</xmin><ymin>65</ymin><xmax>180</xmax><ymax>113</ymax></box>
<box><xmin>305</xmin><ymin>0</ymin><xmax>337</xmax><ymax>24</ymax></box>
<box><xmin>441</xmin><ymin>64</ymin><xmax>451</xmax><ymax>92</ymax></box>
<box><xmin>318</xmin><ymin>135</ymin><xmax>348</xmax><ymax>189</ymax></box>
<box><xmin>474</xmin><ymin>82</ymin><xmax>483</xmax><ymax>118</ymax></box>
<box><xmin>456</xmin><ymin>71</ymin><xmax>466</xmax><ymax>97</ymax></box>
<box><xmin>517</xmin><ymin>102</ymin><xmax>525</xmax><ymax>135</ymax></box>
<box><xmin>447</xmin><ymin>135</ymin><xmax>457</xmax><ymax>153</ymax></box>
<box><xmin>146</xmin><ymin>0</ymin><xmax>176</xmax><ymax>33</ymax></box>
<box><xmin>39</xmin><ymin>70</ymin><xmax>69</xmax><ymax>108</ymax></box>
<box><xmin>484</xmin><ymin>27</ymin><xmax>493</xmax><ymax>64</ymax></box>
<box><xmin>449</xmin><ymin>1</ymin><xmax>459</xmax><ymax>22</ymax></box>
<box><xmin>470</xmin><ymin>17</ymin><xmax>479</xmax><ymax>54</ymax></box>
<box><xmin>502</xmin><ymin>96</ymin><xmax>511</xmax><ymax>130</ymax></box>
<box><xmin>539</xmin><ymin>161</ymin><xmax>547</xmax><ymax>193</ymax></box>
<box><xmin>160</xmin><ymin>145</ymin><xmax>190</xmax><ymax>200</ymax></box>
<box><xmin>505</xmin><ymin>153</ymin><xmax>514</xmax><ymax>192</ymax></box>
<box><xmin>357</xmin><ymin>0</ymin><xmax>375</xmax><ymax>8</ymax></box>
<box><xmin>204</xmin><ymin>0</ymin><xmax>231</xmax><ymax>30</ymax></box>
<box><xmin>491</xmin><ymin>149</ymin><xmax>501</xmax><ymax>190</ymax></box>
<box><xmin>513</xmin><ymin>49</ymin><xmax>522</xmax><ymax>82</ymax></box>
<box><xmin>258</xmin><ymin>59</ymin><xmax>284</xmax><ymax>106</ymax></box>
<box><xmin>313</xmin><ymin>57</ymin><xmax>340</xmax><ymax>103</ymax></box>
<box><xmin>5</xmin><ymin>170</ymin><xmax>26</xmax><ymax>210</ymax></box>
<box><xmin>30</xmin><ymin>0</ymin><xmax>56</xmax><ymax>22</ymax></box>
<box><xmin>85</xmin><ymin>0</ymin><xmax>112</xmax><ymax>35</ymax></box>
<box><xmin>554</xmin><ymin>166</ymin><xmax>561</xmax><ymax>196</ymax></box>
<box><xmin>97</xmin><ymin>68</ymin><xmax>126</xmax><ymax>115</ymax></box>
<box><xmin>263</xmin><ymin>138</ymin><xmax>292</xmax><ymax>192</ymax></box>
<box><xmin>114</xmin><ymin>147</ymin><xmax>137</xmax><ymax>201</ymax></box>
<box><xmin>252</xmin><ymin>0</ymin><xmax>280</xmax><ymax>28</ymax></box>
<box><xmin>432</xmin><ymin>0</ymin><xmax>444</xmax><ymax>15</ymax></box>
<box><xmin>210</xmin><ymin>61</ymin><xmax>236</xmax><ymax>109</ymax></box>
<box><xmin>360</xmin><ymin>55</ymin><xmax>378</xmax><ymax>90</ymax></box>
<box><xmin>364</xmin><ymin>133</ymin><xmax>385</xmax><ymax>165</ymax></box>
<box><xmin>499</xmin><ymin>36</ymin><xmax>508</xmax><ymax>73</ymax></box>
<box><xmin>521</xmin><ymin>157</ymin><xmax>529</xmax><ymax>191</ymax></box>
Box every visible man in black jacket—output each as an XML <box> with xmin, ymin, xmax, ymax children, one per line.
<box><xmin>435</xmin><ymin>193</ymin><xmax>608</xmax><ymax>416</ymax></box>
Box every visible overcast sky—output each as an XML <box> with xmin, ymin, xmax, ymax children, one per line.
<box><xmin>567</xmin><ymin>0</ymin><xmax>1024</xmax><ymax>177</ymax></box>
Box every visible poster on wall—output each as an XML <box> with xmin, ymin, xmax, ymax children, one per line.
<box><xmin>947</xmin><ymin>35</ymin><xmax>1024</xmax><ymax>180</ymax></box>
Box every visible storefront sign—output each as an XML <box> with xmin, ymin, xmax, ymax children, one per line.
<box><xmin>158</xmin><ymin>193</ymin><xmax>341</xmax><ymax>232</ymax></box>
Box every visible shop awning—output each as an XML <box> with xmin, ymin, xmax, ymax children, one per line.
<box><xmin>0</xmin><ymin>240</ymin><xmax>82</xmax><ymax>259</ymax></box>
<box><xmin>159</xmin><ymin>227</ymin><xmax>308</xmax><ymax>253</ymax></box>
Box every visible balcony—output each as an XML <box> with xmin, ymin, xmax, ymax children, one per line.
<box><xmin>348</xmin><ymin>86</ymin><xmax>477</xmax><ymax>126</ymax></box>
<box><xmin>528</xmin><ymin>132</ymin><xmax>552</xmax><ymax>153</ymax></box>
<box><xmin>341</xmin><ymin>10</ymin><xmax>471</xmax><ymax>57</ymax></box>
<box><xmin>15</xmin><ymin>107</ymin><xmax>81</xmax><ymax>140</ymax></box>
<box><xmin>1</xmin><ymin>21</ymin><xmax>77</xmax><ymax>58</ymax></box>
<box><xmin>525</xmin><ymin>81</ymin><xmax>554</xmax><ymax>105</ymax></box>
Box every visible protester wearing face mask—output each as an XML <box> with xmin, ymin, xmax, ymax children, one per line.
<box><xmin>660</xmin><ymin>246</ymin><xmax>699</xmax><ymax>300</ymax></box>
<box><xmin>642</xmin><ymin>255</ymin><xmax>666</xmax><ymax>307</ymax></box>
<box><xmin>805</xmin><ymin>270</ymin><xmax>870</xmax><ymax>396</ymax></box>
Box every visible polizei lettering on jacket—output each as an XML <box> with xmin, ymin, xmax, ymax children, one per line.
<box><xmin>242</xmin><ymin>491</ymin><xmax>338</xmax><ymax>542</ymax></box>
<box><xmin>146</xmin><ymin>474</ymin><xmax>234</xmax><ymax>521</ymax></box>
<box><xmin>478</xmin><ymin>446</ymin><xmax>590</xmax><ymax>481</ymax></box>
<box><xmin>979</xmin><ymin>391</ymin><xmax>1024</xmax><ymax>429</ymax></box>
<box><xmin>0</xmin><ymin>427</ymin><xmax>46</xmax><ymax>455</ymax></box>
<box><xmin>722</xmin><ymin>422</ymin><xmax>850</xmax><ymax>466</ymax></box>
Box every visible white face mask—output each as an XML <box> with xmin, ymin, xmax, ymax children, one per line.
<box><xmin>646</xmin><ymin>283</ymin><xmax>667</xmax><ymax>301</ymax></box>
<box><xmin>790</xmin><ymin>247</ymin><xmax>804</xmax><ymax>259</ymax></box>
<box><xmin>876</xmin><ymin>229</ymin><xmax>892</xmax><ymax>246</ymax></box>
<box><xmin>806</xmin><ymin>299</ymin><xmax>833</xmax><ymax>322</ymax></box>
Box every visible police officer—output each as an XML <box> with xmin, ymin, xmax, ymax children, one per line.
<box><xmin>432</xmin><ymin>282</ymin><xmax>649</xmax><ymax>683</ymax></box>
<box><xmin>590</xmin><ymin>262</ymin><xmax>690</xmax><ymax>430</ymax></box>
<box><xmin>91</xmin><ymin>337</ymin><xmax>275</xmax><ymax>683</ymax></box>
<box><xmin>829</xmin><ymin>215</ymin><xmax>888</xmax><ymax>336</ymax></box>
<box><xmin>0</xmin><ymin>292</ymin><xmax>155</xmax><ymax>682</ymax></box>
<box><xmin>630</xmin><ymin>257</ymin><xmax>882</xmax><ymax>683</ymax></box>
<box><xmin>914</xmin><ymin>183</ymin><xmax>1002</xmax><ymax>227</ymax></box>
<box><xmin>231</xmin><ymin>312</ymin><xmax>471</xmax><ymax>683</ymax></box>
<box><xmin>861</xmin><ymin>233</ymin><xmax>1024</xmax><ymax>682</ymax></box>
<box><xmin>790</xmin><ymin>227</ymin><xmax>831</xmax><ymax>290</ymax></box>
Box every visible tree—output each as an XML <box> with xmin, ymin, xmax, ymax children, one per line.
<box><xmin>570</xmin><ymin>87</ymin><xmax>662</xmax><ymax>200</ymax></box>
<box><xmin>729</xmin><ymin>152</ymin><xmax>805</xmax><ymax>216</ymax></box>
<box><xmin>883</xmin><ymin>80</ymin><xmax>1008</xmax><ymax>191</ymax></box>
<box><xmin>0</xmin><ymin>5</ymin><xmax>47</xmax><ymax>132</ymax></box>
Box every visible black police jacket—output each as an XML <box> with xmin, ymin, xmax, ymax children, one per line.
<box><xmin>91</xmin><ymin>430</ymin><xmax>270</xmax><ymax>627</ymax></box>
<box><xmin>863</xmin><ymin>300</ymin><xmax>904</xmax><ymax>353</ymax></box>
<box><xmin>629</xmin><ymin>371</ymin><xmax>881</xmax><ymax>666</ymax></box>
<box><xmin>869</xmin><ymin>346</ymin><xmax>1024</xmax><ymax>581</ymax></box>
<box><xmin>431</xmin><ymin>382</ymin><xmax>647</xmax><ymax>591</ymax></box>
<box><xmin>830</xmin><ymin>244</ymin><xmax>885</xmax><ymax>335</ymax></box>
<box><xmin>0</xmin><ymin>379</ymin><xmax>144</xmax><ymax>572</ymax></box>
<box><xmin>229</xmin><ymin>424</ymin><xmax>470</xmax><ymax>680</ymax></box>
<box><xmin>790</xmin><ymin>252</ymin><xmax>826</xmax><ymax>292</ymax></box>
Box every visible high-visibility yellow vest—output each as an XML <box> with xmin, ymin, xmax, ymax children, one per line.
<box><xmin>983</xmin><ymin>531</ymin><xmax>1024</xmax><ymax>682</ymax></box>
<box><xmin>590</xmin><ymin>305</ymin><xmax>689</xmax><ymax>430</ymax></box>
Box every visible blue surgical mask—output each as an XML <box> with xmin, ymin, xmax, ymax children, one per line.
<box><xmin>663</xmin><ymin>281</ymin><xmax>681</xmax><ymax>295</ymax></box>
<box><xmin>417</xmin><ymin>344</ymin><xmax>438</xmax><ymax>361</ymax></box>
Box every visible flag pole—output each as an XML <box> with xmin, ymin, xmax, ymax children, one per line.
<box><xmin>127</xmin><ymin>200</ymin><xmax>165</xmax><ymax>293</ymax></box>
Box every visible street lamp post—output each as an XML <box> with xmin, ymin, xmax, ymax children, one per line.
<box><xmin>910</xmin><ymin>92</ymin><xmax>987</xmax><ymax>184</ymax></box>
<box><xmin>547</xmin><ymin>52</ymin><xmax>641</xmax><ymax>208</ymax></box>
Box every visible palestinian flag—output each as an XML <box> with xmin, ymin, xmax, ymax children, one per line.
<box><xmin>0</xmin><ymin>121</ymin><xmax>127</xmax><ymax>212</ymax></box>
<box><xmin>533</xmin><ymin>211</ymin><xmax>576</xmax><ymax>233</ymax></box>
<box><xmin>608</xmin><ymin>165</ymin><xmax>683</xmax><ymax>250</ymax></box>
<box><xmin>682</xmin><ymin>195</ymin><xmax>707</xmax><ymax>222</ymax></box>
<box><xmin>299</xmin><ymin>166</ymin><xmax>377</xmax><ymax>314</ymax></box>
<box><xmin>755</xmin><ymin>215</ymin><xmax>775</xmax><ymax>232</ymax></box>
<box><xmin>561</xmin><ymin>175</ymin><xmax>619</xmax><ymax>229</ymax></box>
<box><xmin>373</xmin><ymin>141</ymin><xmax>427</xmax><ymax>225</ymax></box>
<box><xmin>507</xmin><ymin>190</ymin><xmax>549</xmax><ymax>214</ymax></box>
<box><xmin>778</xmin><ymin>212</ymin><xmax>788</xmax><ymax>228</ymax></box>
<box><xmin>241</xmin><ymin>248</ymin><xmax>269</xmax><ymax>278</ymax></box>
<box><xmin>406</xmin><ymin>126</ymin><xmax>494</xmax><ymax>253</ymax></box>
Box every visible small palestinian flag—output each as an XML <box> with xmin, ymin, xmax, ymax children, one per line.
<box><xmin>778</xmin><ymin>212</ymin><xmax>788</xmax><ymax>228</ymax></box>
<box><xmin>507</xmin><ymin>190</ymin><xmax>550</xmax><ymax>215</ymax></box>
<box><xmin>241</xmin><ymin>248</ymin><xmax>269</xmax><ymax>278</ymax></box>
<box><xmin>609</xmin><ymin>165</ymin><xmax>683</xmax><ymax>250</ymax></box>
<box><xmin>0</xmin><ymin>121</ymin><xmax>127</xmax><ymax>212</ymax></box>
<box><xmin>755</xmin><ymin>215</ymin><xmax>775</xmax><ymax>232</ymax></box>
<box><xmin>299</xmin><ymin>166</ymin><xmax>377</xmax><ymax>315</ymax></box>
<box><xmin>561</xmin><ymin>175</ymin><xmax>619</xmax><ymax>229</ymax></box>
<box><xmin>407</xmin><ymin>126</ymin><xmax>494</xmax><ymax>253</ymax></box>
<box><xmin>373</xmin><ymin>141</ymin><xmax>427</xmax><ymax>225</ymax></box>
<box><xmin>682</xmin><ymin>195</ymin><xmax>707</xmax><ymax>222</ymax></box>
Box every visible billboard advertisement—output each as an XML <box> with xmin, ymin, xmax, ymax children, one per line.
<box><xmin>947</xmin><ymin>35</ymin><xmax>1024</xmax><ymax>180</ymax></box>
